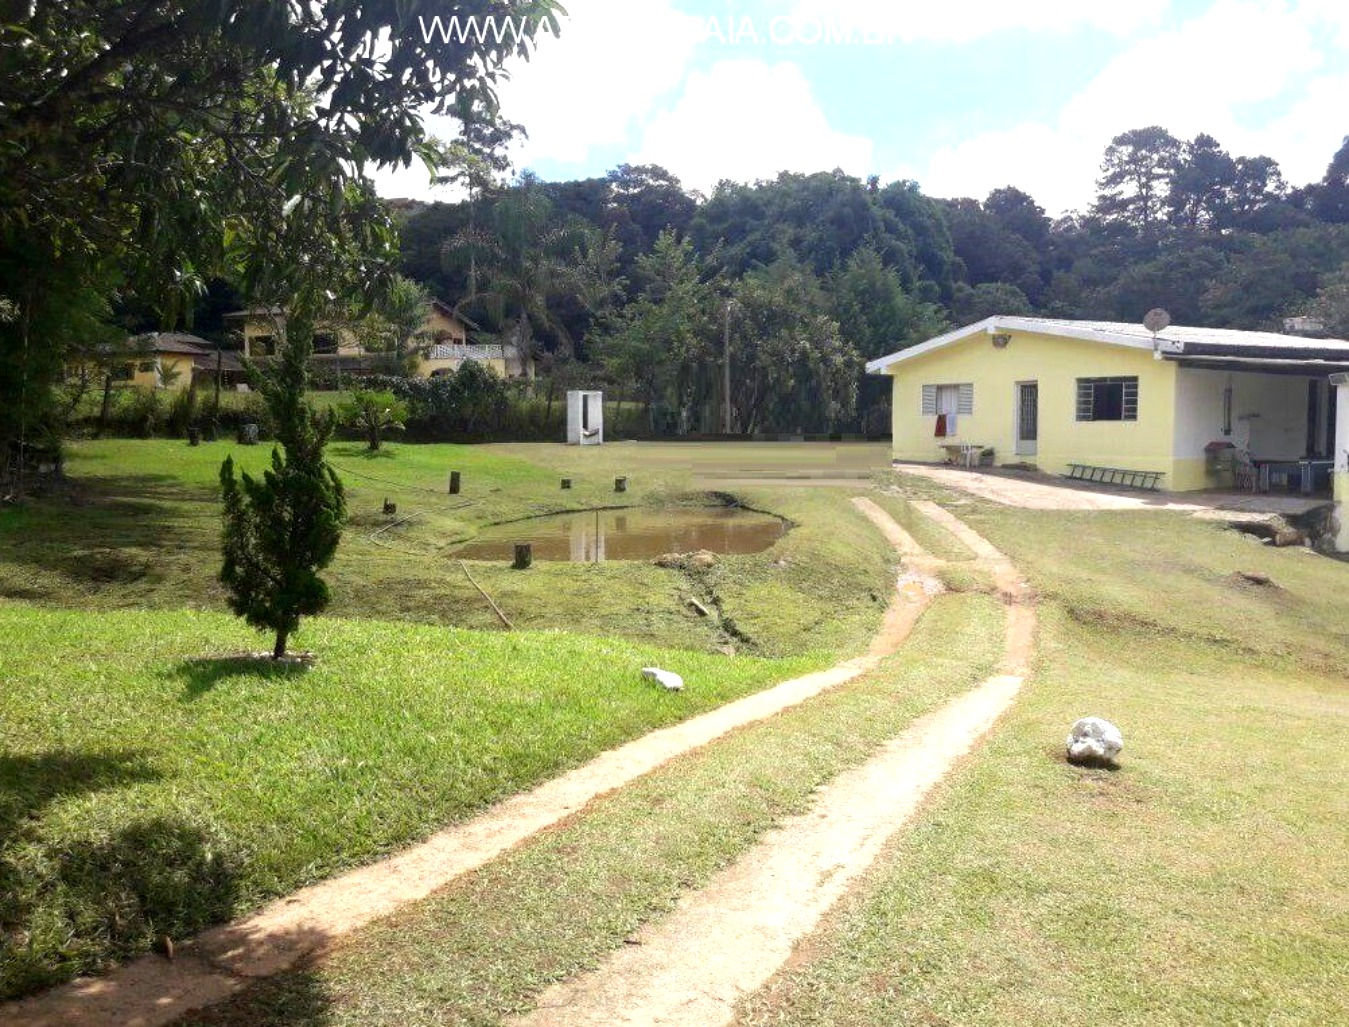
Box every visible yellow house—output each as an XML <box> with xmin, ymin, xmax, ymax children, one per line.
<box><xmin>225</xmin><ymin>300</ymin><xmax>534</xmax><ymax>380</ymax></box>
<box><xmin>418</xmin><ymin>301</ymin><xmax>534</xmax><ymax>380</ymax></box>
<box><xmin>868</xmin><ymin>316</ymin><xmax>1349</xmax><ymax>493</ymax></box>
<box><xmin>124</xmin><ymin>333</ymin><xmax>216</xmax><ymax>390</ymax></box>
<box><xmin>225</xmin><ymin>307</ymin><xmax>363</xmax><ymax>360</ymax></box>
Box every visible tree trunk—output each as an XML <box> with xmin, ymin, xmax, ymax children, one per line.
<box><xmin>273</xmin><ymin>629</ymin><xmax>289</xmax><ymax>660</ymax></box>
<box><xmin>99</xmin><ymin>372</ymin><xmax>114</xmax><ymax>435</ymax></box>
<box><xmin>368</xmin><ymin>423</ymin><xmax>380</xmax><ymax>451</ymax></box>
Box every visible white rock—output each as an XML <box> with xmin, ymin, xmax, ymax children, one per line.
<box><xmin>1066</xmin><ymin>717</ymin><xmax>1123</xmax><ymax>762</ymax></box>
<box><xmin>641</xmin><ymin>667</ymin><xmax>684</xmax><ymax>692</ymax></box>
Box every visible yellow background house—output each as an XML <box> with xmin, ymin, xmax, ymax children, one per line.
<box><xmin>868</xmin><ymin>317</ymin><xmax>1349</xmax><ymax>492</ymax></box>
<box><xmin>124</xmin><ymin>333</ymin><xmax>217</xmax><ymax>390</ymax></box>
<box><xmin>225</xmin><ymin>301</ymin><xmax>535</xmax><ymax>380</ymax></box>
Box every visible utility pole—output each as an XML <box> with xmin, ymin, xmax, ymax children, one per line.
<box><xmin>723</xmin><ymin>299</ymin><xmax>734</xmax><ymax>434</ymax></box>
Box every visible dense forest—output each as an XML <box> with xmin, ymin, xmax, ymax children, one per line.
<box><xmin>386</xmin><ymin>126</ymin><xmax>1349</xmax><ymax>435</ymax></box>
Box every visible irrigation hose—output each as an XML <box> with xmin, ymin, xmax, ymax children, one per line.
<box><xmin>459</xmin><ymin>560</ymin><xmax>515</xmax><ymax>630</ymax></box>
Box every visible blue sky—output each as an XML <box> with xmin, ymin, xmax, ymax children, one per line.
<box><xmin>374</xmin><ymin>0</ymin><xmax>1349</xmax><ymax>215</ymax></box>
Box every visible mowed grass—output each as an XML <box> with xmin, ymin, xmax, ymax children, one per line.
<box><xmin>736</xmin><ymin>496</ymin><xmax>1349</xmax><ymax>1026</ymax></box>
<box><xmin>180</xmin><ymin>593</ymin><xmax>1007</xmax><ymax>1027</ymax></box>
<box><xmin>0</xmin><ymin>602</ymin><xmax>821</xmax><ymax>999</ymax></box>
<box><xmin>0</xmin><ymin>440</ymin><xmax>896</xmax><ymax>657</ymax></box>
<box><xmin>0</xmin><ymin>439</ymin><xmax>897</xmax><ymax>1000</ymax></box>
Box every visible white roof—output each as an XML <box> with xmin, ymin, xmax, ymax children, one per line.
<box><xmin>865</xmin><ymin>316</ymin><xmax>1349</xmax><ymax>374</ymax></box>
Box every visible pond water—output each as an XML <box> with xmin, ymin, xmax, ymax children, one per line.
<box><xmin>453</xmin><ymin>506</ymin><xmax>788</xmax><ymax>563</ymax></box>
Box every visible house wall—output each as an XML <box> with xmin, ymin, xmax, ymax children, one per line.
<box><xmin>424</xmin><ymin>308</ymin><xmax>468</xmax><ymax>344</ymax></box>
<box><xmin>131</xmin><ymin>354</ymin><xmax>195</xmax><ymax>390</ymax></box>
<box><xmin>887</xmin><ymin>328</ymin><xmax>1179</xmax><ymax>482</ymax></box>
<box><xmin>1172</xmin><ymin>368</ymin><xmax>1313</xmax><ymax>489</ymax></box>
<box><xmin>238</xmin><ymin>317</ymin><xmax>359</xmax><ymax>357</ymax></box>
<box><xmin>419</xmin><ymin>355</ymin><xmax>512</xmax><ymax>378</ymax></box>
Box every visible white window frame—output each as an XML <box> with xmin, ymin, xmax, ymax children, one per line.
<box><xmin>1075</xmin><ymin>376</ymin><xmax>1138</xmax><ymax>422</ymax></box>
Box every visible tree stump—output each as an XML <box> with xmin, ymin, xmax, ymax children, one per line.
<box><xmin>561</xmin><ymin>478</ymin><xmax>572</xmax><ymax>490</ymax></box>
<box><xmin>614</xmin><ymin>476</ymin><xmax>628</xmax><ymax>493</ymax></box>
<box><xmin>513</xmin><ymin>543</ymin><xmax>533</xmax><ymax>570</ymax></box>
<box><xmin>449</xmin><ymin>470</ymin><xmax>461</xmax><ymax>495</ymax></box>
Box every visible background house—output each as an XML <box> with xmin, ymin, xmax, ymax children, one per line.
<box><xmin>121</xmin><ymin>333</ymin><xmax>228</xmax><ymax>390</ymax></box>
<box><xmin>225</xmin><ymin>302</ymin><xmax>534</xmax><ymax>381</ymax></box>
<box><xmin>868</xmin><ymin>316</ymin><xmax>1349</xmax><ymax>494</ymax></box>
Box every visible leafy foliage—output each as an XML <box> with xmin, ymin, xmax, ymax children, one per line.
<box><xmin>0</xmin><ymin>0</ymin><xmax>562</xmax><ymax>468</ymax></box>
<box><xmin>338</xmin><ymin>389</ymin><xmax>409</xmax><ymax>451</ymax></box>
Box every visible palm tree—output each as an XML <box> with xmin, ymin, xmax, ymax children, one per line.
<box><xmin>441</xmin><ymin>181</ymin><xmax>593</xmax><ymax>398</ymax></box>
<box><xmin>377</xmin><ymin>275</ymin><xmax>432</xmax><ymax>374</ymax></box>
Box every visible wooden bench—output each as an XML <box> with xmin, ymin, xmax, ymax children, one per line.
<box><xmin>1066</xmin><ymin>464</ymin><xmax>1164</xmax><ymax>490</ymax></box>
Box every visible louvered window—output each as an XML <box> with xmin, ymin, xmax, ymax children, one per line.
<box><xmin>921</xmin><ymin>383</ymin><xmax>974</xmax><ymax>415</ymax></box>
<box><xmin>1076</xmin><ymin>377</ymin><xmax>1138</xmax><ymax>422</ymax></box>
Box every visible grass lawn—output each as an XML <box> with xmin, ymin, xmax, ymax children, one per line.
<box><xmin>8</xmin><ymin>445</ymin><xmax>1346</xmax><ymax>1021</ymax></box>
<box><xmin>178</xmin><ymin>489</ymin><xmax>1349</xmax><ymax>1026</ymax></box>
<box><xmin>178</xmin><ymin>593</ymin><xmax>1007</xmax><ymax>1027</ymax></box>
<box><xmin>0</xmin><ymin>439</ymin><xmax>895</xmax><ymax>999</ymax></box>
<box><xmin>170</xmin><ymin>484</ymin><xmax>1349</xmax><ymax>1026</ymax></box>
<box><xmin>0</xmin><ymin>439</ymin><xmax>896</xmax><ymax>657</ymax></box>
<box><xmin>0</xmin><ymin>604</ymin><xmax>820</xmax><ymax>999</ymax></box>
<box><xmin>733</xmin><ymin>486</ymin><xmax>1349</xmax><ymax>1025</ymax></box>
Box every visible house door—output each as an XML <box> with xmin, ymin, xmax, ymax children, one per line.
<box><xmin>1016</xmin><ymin>382</ymin><xmax>1038</xmax><ymax>456</ymax></box>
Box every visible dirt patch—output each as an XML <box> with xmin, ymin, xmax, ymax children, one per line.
<box><xmin>1227</xmin><ymin>570</ymin><xmax>1282</xmax><ymax>590</ymax></box>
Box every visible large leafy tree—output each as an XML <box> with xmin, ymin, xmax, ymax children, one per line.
<box><xmin>1311</xmin><ymin>262</ymin><xmax>1349</xmax><ymax>335</ymax></box>
<box><xmin>444</xmin><ymin>178</ymin><xmax>595</xmax><ymax>370</ymax></box>
<box><xmin>592</xmin><ymin>230</ymin><xmax>715</xmax><ymax>431</ymax></box>
<box><xmin>1309</xmin><ymin>137</ymin><xmax>1349</xmax><ymax>225</ymax></box>
<box><xmin>1168</xmin><ymin>133</ymin><xmax>1237</xmax><ymax>231</ymax></box>
<box><xmin>727</xmin><ymin>262</ymin><xmax>859</xmax><ymax>435</ymax></box>
<box><xmin>1094</xmin><ymin>126</ymin><xmax>1183</xmax><ymax>235</ymax></box>
<box><xmin>830</xmin><ymin>247</ymin><xmax>946</xmax><ymax>434</ymax></box>
<box><xmin>0</xmin><ymin>0</ymin><xmax>562</xmax><ymax>473</ymax></box>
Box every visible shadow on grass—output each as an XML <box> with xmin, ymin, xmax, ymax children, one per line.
<box><xmin>329</xmin><ymin>443</ymin><xmax>396</xmax><ymax>461</ymax></box>
<box><xmin>0</xmin><ymin>749</ymin><xmax>161</xmax><ymax>837</ymax></box>
<box><xmin>0</xmin><ymin>753</ymin><xmax>246</xmax><ymax>1001</ymax></box>
<box><xmin>1</xmin><ymin>815</ymin><xmax>245</xmax><ymax>1001</ymax></box>
<box><xmin>179</xmin><ymin>967</ymin><xmax>335</xmax><ymax>1027</ymax></box>
<box><xmin>0</xmin><ymin>475</ymin><xmax>209</xmax><ymax>594</ymax></box>
<box><xmin>173</xmin><ymin>655</ymin><xmax>311</xmax><ymax>699</ymax></box>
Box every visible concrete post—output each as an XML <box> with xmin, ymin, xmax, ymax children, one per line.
<box><xmin>1331</xmin><ymin>375</ymin><xmax>1349</xmax><ymax>551</ymax></box>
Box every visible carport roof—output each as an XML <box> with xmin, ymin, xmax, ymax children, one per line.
<box><xmin>865</xmin><ymin>316</ymin><xmax>1349</xmax><ymax>374</ymax></box>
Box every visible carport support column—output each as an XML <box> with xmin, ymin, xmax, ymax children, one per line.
<box><xmin>1332</xmin><ymin>374</ymin><xmax>1349</xmax><ymax>552</ymax></box>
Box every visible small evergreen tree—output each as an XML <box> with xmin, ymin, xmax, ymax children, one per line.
<box><xmin>219</xmin><ymin>309</ymin><xmax>346</xmax><ymax>659</ymax></box>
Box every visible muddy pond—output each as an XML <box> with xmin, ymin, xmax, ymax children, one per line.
<box><xmin>453</xmin><ymin>506</ymin><xmax>789</xmax><ymax>563</ymax></box>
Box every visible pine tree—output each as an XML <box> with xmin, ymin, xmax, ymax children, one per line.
<box><xmin>219</xmin><ymin>308</ymin><xmax>345</xmax><ymax>659</ymax></box>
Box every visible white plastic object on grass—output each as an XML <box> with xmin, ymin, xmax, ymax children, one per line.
<box><xmin>642</xmin><ymin>667</ymin><xmax>684</xmax><ymax>692</ymax></box>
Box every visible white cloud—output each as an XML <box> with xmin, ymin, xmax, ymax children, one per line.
<box><xmin>497</xmin><ymin>0</ymin><xmax>705</xmax><ymax>167</ymax></box>
<box><xmin>1253</xmin><ymin>71</ymin><xmax>1349</xmax><ymax>185</ymax></box>
<box><xmin>916</xmin><ymin>0</ymin><xmax>1345</xmax><ymax>213</ymax></box>
<box><xmin>632</xmin><ymin>60</ymin><xmax>874</xmax><ymax>192</ymax></box>
<box><xmin>788</xmin><ymin>0</ymin><xmax>1170</xmax><ymax>42</ymax></box>
<box><xmin>371</xmin><ymin>0</ymin><xmax>705</xmax><ymax>199</ymax></box>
